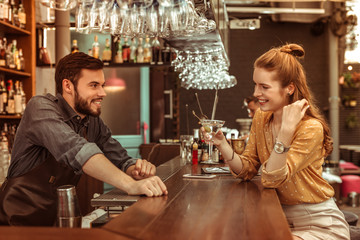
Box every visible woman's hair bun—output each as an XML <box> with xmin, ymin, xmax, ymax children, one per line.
<box><xmin>280</xmin><ymin>43</ymin><xmax>305</xmax><ymax>58</ymax></box>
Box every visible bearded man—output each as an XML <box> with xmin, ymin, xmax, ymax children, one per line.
<box><xmin>0</xmin><ymin>52</ymin><xmax>167</xmax><ymax>226</ymax></box>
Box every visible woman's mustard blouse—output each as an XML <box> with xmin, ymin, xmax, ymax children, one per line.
<box><xmin>232</xmin><ymin>110</ymin><xmax>334</xmax><ymax>205</ymax></box>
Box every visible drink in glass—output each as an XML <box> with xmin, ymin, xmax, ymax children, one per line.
<box><xmin>200</xmin><ymin>119</ymin><xmax>225</xmax><ymax>164</ymax></box>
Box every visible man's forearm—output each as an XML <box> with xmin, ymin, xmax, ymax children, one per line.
<box><xmin>82</xmin><ymin>153</ymin><xmax>135</xmax><ymax>194</ymax></box>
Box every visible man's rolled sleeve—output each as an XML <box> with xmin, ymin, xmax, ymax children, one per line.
<box><xmin>74</xmin><ymin>142</ymin><xmax>103</xmax><ymax>174</ymax></box>
<box><xmin>120</xmin><ymin>158</ymin><xmax>137</xmax><ymax>173</ymax></box>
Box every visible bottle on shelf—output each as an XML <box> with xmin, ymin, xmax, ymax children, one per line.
<box><xmin>151</xmin><ymin>37</ymin><xmax>161</xmax><ymax>65</ymax></box>
<box><xmin>92</xmin><ymin>35</ymin><xmax>100</xmax><ymax>59</ymax></box>
<box><xmin>0</xmin><ymin>128</ymin><xmax>11</xmax><ymax>183</ymax></box>
<box><xmin>18</xmin><ymin>48</ymin><xmax>24</xmax><ymax>71</ymax></box>
<box><xmin>14</xmin><ymin>80</ymin><xmax>21</xmax><ymax>115</ymax></box>
<box><xmin>122</xmin><ymin>37</ymin><xmax>130</xmax><ymax>63</ymax></box>
<box><xmin>129</xmin><ymin>38</ymin><xmax>137</xmax><ymax>63</ymax></box>
<box><xmin>0</xmin><ymin>39</ymin><xmax>6</xmax><ymax>67</ymax></box>
<box><xmin>114</xmin><ymin>38</ymin><xmax>123</xmax><ymax>64</ymax></box>
<box><xmin>101</xmin><ymin>38</ymin><xmax>112</xmax><ymax>64</ymax></box>
<box><xmin>8</xmin><ymin>39</ymin><xmax>16</xmax><ymax>69</ymax></box>
<box><xmin>6</xmin><ymin>79</ymin><xmax>15</xmax><ymax>114</ymax></box>
<box><xmin>8</xmin><ymin>0</ymin><xmax>14</xmax><ymax>25</ymax></box>
<box><xmin>0</xmin><ymin>0</ymin><xmax>4</xmax><ymax>21</ymax></box>
<box><xmin>0</xmin><ymin>79</ymin><xmax>7</xmax><ymax>114</ymax></box>
<box><xmin>3</xmin><ymin>0</ymin><xmax>8</xmax><ymax>23</ymax></box>
<box><xmin>19</xmin><ymin>81</ymin><xmax>25</xmax><ymax>114</ymax></box>
<box><xmin>162</xmin><ymin>42</ymin><xmax>171</xmax><ymax>64</ymax></box>
<box><xmin>11</xmin><ymin>0</ymin><xmax>18</xmax><ymax>27</ymax></box>
<box><xmin>143</xmin><ymin>37</ymin><xmax>151</xmax><ymax>63</ymax></box>
<box><xmin>71</xmin><ymin>39</ymin><xmax>79</xmax><ymax>54</ymax></box>
<box><xmin>137</xmin><ymin>38</ymin><xmax>144</xmax><ymax>63</ymax></box>
<box><xmin>18</xmin><ymin>0</ymin><xmax>25</xmax><ymax>29</ymax></box>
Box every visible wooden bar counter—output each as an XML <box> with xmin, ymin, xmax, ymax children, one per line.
<box><xmin>0</xmin><ymin>156</ymin><xmax>292</xmax><ymax>239</ymax></box>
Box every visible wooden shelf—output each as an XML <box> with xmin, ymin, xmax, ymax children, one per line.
<box><xmin>0</xmin><ymin>20</ymin><xmax>31</xmax><ymax>35</ymax></box>
<box><xmin>0</xmin><ymin>67</ymin><xmax>31</xmax><ymax>77</ymax></box>
<box><xmin>0</xmin><ymin>115</ymin><xmax>22</xmax><ymax>120</ymax></box>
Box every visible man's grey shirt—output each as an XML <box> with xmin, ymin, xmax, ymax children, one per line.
<box><xmin>8</xmin><ymin>93</ymin><xmax>136</xmax><ymax>178</ymax></box>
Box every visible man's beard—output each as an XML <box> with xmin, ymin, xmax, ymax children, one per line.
<box><xmin>74</xmin><ymin>89</ymin><xmax>101</xmax><ymax>117</ymax></box>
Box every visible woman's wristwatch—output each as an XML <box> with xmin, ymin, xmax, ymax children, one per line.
<box><xmin>274</xmin><ymin>141</ymin><xmax>290</xmax><ymax>154</ymax></box>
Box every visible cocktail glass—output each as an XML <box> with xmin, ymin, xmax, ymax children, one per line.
<box><xmin>200</xmin><ymin>119</ymin><xmax>225</xmax><ymax>163</ymax></box>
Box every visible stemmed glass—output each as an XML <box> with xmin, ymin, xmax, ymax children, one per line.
<box><xmin>200</xmin><ymin>119</ymin><xmax>225</xmax><ymax>164</ymax></box>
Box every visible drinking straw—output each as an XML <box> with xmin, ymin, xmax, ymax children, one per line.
<box><xmin>211</xmin><ymin>88</ymin><xmax>218</xmax><ymax>120</ymax></box>
<box><xmin>186</xmin><ymin>104</ymin><xmax>190</xmax><ymax>135</ymax></box>
<box><xmin>195</xmin><ymin>93</ymin><xmax>205</xmax><ymax>118</ymax></box>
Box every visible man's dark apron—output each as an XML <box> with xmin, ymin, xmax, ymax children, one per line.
<box><xmin>0</xmin><ymin>155</ymin><xmax>81</xmax><ymax>226</ymax></box>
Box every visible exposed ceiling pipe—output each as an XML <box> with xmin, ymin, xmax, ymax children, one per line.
<box><xmin>226</xmin><ymin>6</ymin><xmax>325</xmax><ymax>14</ymax></box>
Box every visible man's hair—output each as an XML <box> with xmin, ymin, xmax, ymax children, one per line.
<box><xmin>244</xmin><ymin>96</ymin><xmax>258</xmax><ymax>105</ymax></box>
<box><xmin>55</xmin><ymin>52</ymin><xmax>104</xmax><ymax>94</ymax></box>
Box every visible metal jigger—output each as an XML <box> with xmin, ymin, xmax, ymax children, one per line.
<box><xmin>57</xmin><ymin>185</ymin><xmax>82</xmax><ymax>228</ymax></box>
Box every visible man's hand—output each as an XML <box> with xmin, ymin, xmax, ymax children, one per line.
<box><xmin>127</xmin><ymin>176</ymin><xmax>168</xmax><ymax>197</ymax></box>
<box><xmin>127</xmin><ymin>159</ymin><xmax>156</xmax><ymax>180</ymax></box>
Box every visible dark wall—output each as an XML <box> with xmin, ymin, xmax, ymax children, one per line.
<box><xmin>180</xmin><ymin>18</ymin><xmax>331</xmax><ymax>134</ymax></box>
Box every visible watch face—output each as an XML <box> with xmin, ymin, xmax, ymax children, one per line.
<box><xmin>274</xmin><ymin>142</ymin><xmax>285</xmax><ymax>153</ymax></box>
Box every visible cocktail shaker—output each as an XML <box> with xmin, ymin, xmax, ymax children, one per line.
<box><xmin>57</xmin><ymin>185</ymin><xmax>82</xmax><ymax>228</ymax></box>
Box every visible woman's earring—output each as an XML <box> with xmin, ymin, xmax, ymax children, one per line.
<box><xmin>287</xmin><ymin>92</ymin><xmax>291</xmax><ymax>96</ymax></box>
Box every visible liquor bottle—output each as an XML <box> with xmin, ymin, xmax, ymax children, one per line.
<box><xmin>143</xmin><ymin>37</ymin><xmax>151</xmax><ymax>63</ymax></box>
<box><xmin>162</xmin><ymin>42</ymin><xmax>171</xmax><ymax>64</ymax></box>
<box><xmin>9</xmin><ymin>39</ymin><xmax>17</xmax><ymax>69</ymax></box>
<box><xmin>3</xmin><ymin>0</ymin><xmax>8</xmax><ymax>22</ymax></box>
<box><xmin>8</xmin><ymin>0</ymin><xmax>13</xmax><ymax>25</ymax></box>
<box><xmin>92</xmin><ymin>35</ymin><xmax>100</xmax><ymax>59</ymax></box>
<box><xmin>129</xmin><ymin>38</ymin><xmax>137</xmax><ymax>63</ymax></box>
<box><xmin>136</xmin><ymin>38</ymin><xmax>144</xmax><ymax>63</ymax></box>
<box><xmin>0</xmin><ymin>0</ymin><xmax>4</xmax><ymax>20</ymax></box>
<box><xmin>122</xmin><ymin>37</ymin><xmax>130</xmax><ymax>63</ymax></box>
<box><xmin>191</xmin><ymin>138</ymin><xmax>198</xmax><ymax>165</ymax></box>
<box><xmin>18</xmin><ymin>48</ymin><xmax>24</xmax><ymax>71</ymax></box>
<box><xmin>0</xmin><ymin>128</ymin><xmax>10</xmax><ymax>181</ymax></box>
<box><xmin>101</xmin><ymin>38</ymin><xmax>112</xmax><ymax>64</ymax></box>
<box><xmin>0</xmin><ymin>76</ymin><xmax>4</xmax><ymax>114</ymax></box>
<box><xmin>11</xmin><ymin>1</ymin><xmax>18</xmax><ymax>27</ymax></box>
<box><xmin>0</xmin><ymin>39</ymin><xmax>6</xmax><ymax>67</ymax></box>
<box><xmin>14</xmin><ymin>80</ymin><xmax>21</xmax><ymax>115</ymax></box>
<box><xmin>6</xmin><ymin>79</ymin><xmax>15</xmax><ymax>114</ymax></box>
<box><xmin>151</xmin><ymin>37</ymin><xmax>161</xmax><ymax>65</ymax></box>
<box><xmin>0</xmin><ymin>79</ymin><xmax>7</xmax><ymax>114</ymax></box>
<box><xmin>113</xmin><ymin>39</ymin><xmax>123</xmax><ymax>64</ymax></box>
<box><xmin>18</xmin><ymin>0</ymin><xmax>25</xmax><ymax>29</ymax></box>
<box><xmin>19</xmin><ymin>81</ymin><xmax>25</xmax><ymax>114</ymax></box>
<box><xmin>71</xmin><ymin>39</ymin><xmax>79</xmax><ymax>54</ymax></box>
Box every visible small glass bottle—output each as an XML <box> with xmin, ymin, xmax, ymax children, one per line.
<box><xmin>18</xmin><ymin>0</ymin><xmax>26</xmax><ymax>29</ymax></box>
<box><xmin>92</xmin><ymin>35</ymin><xmax>100</xmax><ymax>59</ymax></box>
<box><xmin>151</xmin><ymin>37</ymin><xmax>161</xmax><ymax>65</ymax></box>
<box><xmin>136</xmin><ymin>38</ymin><xmax>144</xmax><ymax>63</ymax></box>
<box><xmin>114</xmin><ymin>39</ymin><xmax>123</xmax><ymax>64</ymax></box>
<box><xmin>71</xmin><ymin>39</ymin><xmax>79</xmax><ymax>54</ymax></box>
<box><xmin>129</xmin><ymin>38</ymin><xmax>137</xmax><ymax>63</ymax></box>
<box><xmin>122</xmin><ymin>37</ymin><xmax>130</xmax><ymax>63</ymax></box>
<box><xmin>101</xmin><ymin>38</ymin><xmax>112</xmax><ymax>64</ymax></box>
<box><xmin>192</xmin><ymin>139</ymin><xmax>198</xmax><ymax>165</ymax></box>
<box><xmin>18</xmin><ymin>48</ymin><xmax>24</xmax><ymax>71</ymax></box>
<box><xmin>201</xmin><ymin>140</ymin><xmax>209</xmax><ymax>162</ymax></box>
<box><xmin>143</xmin><ymin>37</ymin><xmax>151</xmax><ymax>63</ymax></box>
